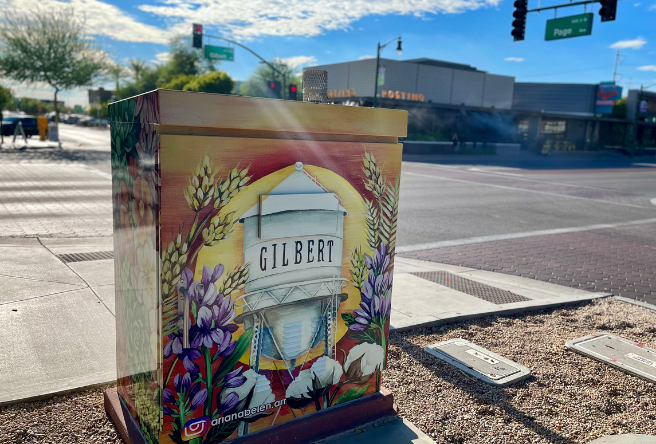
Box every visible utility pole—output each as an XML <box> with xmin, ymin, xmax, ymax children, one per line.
<box><xmin>612</xmin><ymin>50</ymin><xmax>623</xmax><ymax>82</ymax></box>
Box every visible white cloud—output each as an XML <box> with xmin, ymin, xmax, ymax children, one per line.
<box><xmin>138</xmin><ymin>0</ymin><xmax>502</xmax><ymax>40</ymax></box>
<box><xmin>0</xmin><ymin>0</ymin><xmax>170</xmax><ymax>44</ymax></box>
<box><xmin>155</xmin><ymin>52</ymin><xmax>171</xmax><ymax>63</ymax></box>
<box><xmin>649</xmin><ymin>3</ymin><xmax>656</xmax><ymax>9</ymax></box>
<box><xmin>610</xmin><ymin>37</ymin><xmax>647</xmax><ymax>49</ymax></box>
<box><xmin>638</xmin><ymin>65</ymin><xmax>656</xmax><ymax>71</ymax></box>
<box><xmin>275</xmin><ymin>56</ymin><xmax>317</xmax><ymax>69</ymax></box>
<box><xmin>633</xmin><ymin>2</ymin><xmax>640</xmax><ymax>5</ymax></box>
<box><xmin>504</xmin><ymin>57</ymin><xmax>525</xmax><ymax>62</ymax></box>
<box><xmin>359</xmin><ymin>55</ymin><xmax>376</xmax><ymax>60</ymax></box>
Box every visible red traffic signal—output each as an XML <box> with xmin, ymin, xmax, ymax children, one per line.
<box><xmin>192</xmin><ymin>23</ymin><xmax>203</xmax><ymax>48</ymax></box>
<box><xmin>268</xmin><ymin>80</ymin><xmax>281</xmax><ymax>99</ymax></box>
<box><xmin>289</xmin><ymin>84</ymin><xmax>298</xmax><ymax>100</ymax></box>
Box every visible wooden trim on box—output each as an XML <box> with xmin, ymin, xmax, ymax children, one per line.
<box><xmin>156</xmin><ymin>124</ymin><xmax>400</xmax><ymax>144</ymax></box>
<box><xmin>157</xmin><ymin>89</ymin><xmax>407</xmax><ymax>138</ymax></box>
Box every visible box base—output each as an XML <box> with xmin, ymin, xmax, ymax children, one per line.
<box><xmin>104</xmin><ymin>387</ymin><xmax>397</xmax><ymax>444</ymax></box>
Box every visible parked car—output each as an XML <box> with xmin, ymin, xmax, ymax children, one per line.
<box><xmin>1</xmin><ymin>116</ymin><xmax>39</xmax><ymax>137</ymax></box>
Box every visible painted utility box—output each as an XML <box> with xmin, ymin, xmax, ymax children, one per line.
<box><xmin>109</xmin><ymin>90</ymin><xmax>406</xmax><ymax>444</ymax></box>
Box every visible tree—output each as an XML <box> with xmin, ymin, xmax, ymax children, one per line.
<box><xmin>183</xmin><ymin>71</ymin><xmax>234</xmax><ymax>94</ymax></box>
<box><xmin>106</xmin><ymin>61</ymin><xmax>128</xmax><ymax>92</ymax></box>
<box><xmin>160</xmin><ymin>74</ymin><xmax>197</xmax><ymax>91</ymax></box>
<box><xmin>128</xmin><ymin>59</ymin><xmax>148</xmax><ymax>84</ymax></box>
<box><xmin>0</xmin><ymin>85</ymin><xmax>14</xmax><ymax>111</ymax></box>
<box><xmin>0</xmin><ymin>8</ymin><xmax>106</xmax><ymax>125</ymax></box>
<box><xmin>239</xmin><ymin>61</ymin><xmax>300</xmax><ymax>99</ymax></box>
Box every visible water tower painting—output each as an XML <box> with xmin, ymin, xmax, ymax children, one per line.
<box><xmin>109</xmin><ymin>90</ymin><xmax>406</xmax><ymax>444</ymax></box>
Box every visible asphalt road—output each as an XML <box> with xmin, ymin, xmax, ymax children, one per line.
<box><xmin>397</xmin><ymin>158</ymin><xmax>656</xmax><ymax>250</ymax></box>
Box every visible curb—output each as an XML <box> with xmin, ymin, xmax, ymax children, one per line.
<box><xmin>390</xmin><ymin>292</ymin><xmax>612</xmax><ymax>332</ymax></box>
<box><xmin>612</xmin><ymin>296</ymin><xmax>656</xmax><ymax>312</ymax></box>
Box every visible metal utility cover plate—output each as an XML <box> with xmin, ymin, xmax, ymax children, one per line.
<box><xmin>566</xmin><ymin>333</ymin><xmax>656</xmax><ymax>383</ymax></box>
<box><xmin>424</xmin><ymin>339</ymin><xmax>531</xmax><ymax>386</ymax></box>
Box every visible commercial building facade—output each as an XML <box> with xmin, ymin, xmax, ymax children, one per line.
<box><xmin>306</xmin><ymin>58</ymin><xmax>656</xmax><ymax>152</ymax></box>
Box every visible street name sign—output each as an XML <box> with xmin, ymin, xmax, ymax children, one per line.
<box><xmin>204</xmin><ymin>44</ymin><xmax>234</xmax><ymax>61</ymax></box>
<box><xmin>545</xmin><ymin>13</ymin><xmax>593</xmax><ymax>41</ymax></box>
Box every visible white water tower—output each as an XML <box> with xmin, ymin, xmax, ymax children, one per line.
<box><xmin>235</xmin><ymin>162</ymin><xmax>348</xmax><ymax>375</ymax></box>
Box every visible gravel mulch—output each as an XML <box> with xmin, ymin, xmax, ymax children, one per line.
<box><xmin>0</xmin><ymin>384</ymin><xmax>122</xmax><ymax>444</ymax></box>
<box><xmin>2</xmin><ymin>299</ymin><xmax>655</xmax><ymax>444</ymax></box>
<box><xmin>386</xmin><ymin>298</ymin><xmax>656</xmax><ymax>444</ymax></box>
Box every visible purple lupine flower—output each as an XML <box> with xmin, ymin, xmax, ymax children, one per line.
<box><xmin>224</xmin><ymin>368</ymin><xmax>247</xmax><ymax>388</ymax></box>
<box><xmin>190</xmin><ymin>388</ymin><xmax>208</xmax><ymax>410</ymax></box>
<box><xmin>163</xmin><ymin>405</ymin><xmax>174</xmax><ymax>416</ymax></box>
<box><xmin>188</xmin><ymin>264</ymin><xmax>224</xmax><ymax>306</ymax></box>
<box><xmin>219</xmin><ymin>391</ymin><xmax>239</xmax><ymax>414</ymax></box>
<box><xmin>174</xmin><ymin>372</ymin><xmax>192</xmax><ymax>394</ymax></box>
<box><xmin>164</xmin><ymin>321</ymin><xmax>202</xmax><ymax>375</ymax></box>
<box><xmin>163</xmin><ymin>388</ymin><xmax>175</xmax><ymax>403</ymax></box>
<box><xmin>350</xmin><ymin>242</ymin><xmax>393</xmax><ymax>332</ymax></box>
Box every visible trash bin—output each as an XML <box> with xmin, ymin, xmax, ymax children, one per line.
<box><xmin>47</xmin><ymin>122</ymin><xmax>58</xmax><ymax>142</ymax></box>
<box><xmin>37</xmin><ymin>116</ymin><xmax>47</xmax><ymax>141</ymax></box>
<box><xmin>108</xmin><ymin>90</ymin><xmax>406</xmax><ymax>444</ymax></box>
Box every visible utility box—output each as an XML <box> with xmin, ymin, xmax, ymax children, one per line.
<box><xmin>108</xmin><ymin>90</ymin><xmax>406</xmax><ymax>444</ymax></box>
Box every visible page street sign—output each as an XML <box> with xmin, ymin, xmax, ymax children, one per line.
<box><xmin>545</xmin><ymin>13</ymin><xmax>593</xmax><ymax>41</ymax></box>
<box><xmin>204</xmin><ymin>45</ymin><xmax>234</xmax><ymax>61</ymax></box>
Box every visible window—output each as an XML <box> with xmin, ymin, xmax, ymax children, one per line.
<box><xmin>541</xmin><ymin>120</ymin><xmax>566</xmax><ymax>135</ymax></box>
<box><xmin>518</xmin><ymin>120</ymin><xmax>529</xmax><ymax>134</ymax></box>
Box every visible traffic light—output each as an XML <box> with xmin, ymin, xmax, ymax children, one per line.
<box><xmin>267</xmin><ymin>81</ymin><xmax>281</xmax><ymax>99</ymax></box>
<box><xmin>512</xmin><ymin>0</ymin><xmax>528</xmax><ymax>41</ymax></box>
<box><xmin>192</xmin><ymin>23</ymin><xmax>203</xmax><ymax>49</ymax></box>
<box><xmin>599</xmin><ymin>0</ymin><xmax>617</xmax><ymax>22</ymax></box>
<box><xmin>288</xmin><ymin>84</ymin><xmax>298</xmax><ymax>101</ymax></box>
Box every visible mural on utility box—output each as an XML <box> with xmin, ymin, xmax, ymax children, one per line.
<box><xmin>110</xmin><ymin>93</ymin><xmax>402</xmax><ymax>444</ymax></box>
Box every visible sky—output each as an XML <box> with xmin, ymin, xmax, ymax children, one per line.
<box><xmin>2</xmin><ymin>0</ymin><xmax>654</xmax><ymax>107</ymax></box>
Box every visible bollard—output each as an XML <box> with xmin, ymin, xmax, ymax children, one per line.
<box><xmin>107</xmin><ymin>90</ymin><xmax>406</xmax><ymax>444</ymax></box>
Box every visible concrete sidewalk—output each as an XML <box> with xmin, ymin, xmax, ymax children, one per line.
<box><xmin>0</xmin><ymin>238</ymin><xmax>611</xmax><ymax>406</ymax></box>
<box><xmin>391</xmin><ymin>257</ymin><xmax>610</xmax><ymax>331</ymax></box>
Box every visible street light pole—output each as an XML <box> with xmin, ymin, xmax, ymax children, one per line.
<box><xmin>373</xmin><ymin>36</ymin><xmax>402</xmax><ymax>108</ymax></box>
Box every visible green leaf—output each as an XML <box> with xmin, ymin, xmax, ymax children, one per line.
<box><xmin>341</xmin><ymin>312</ymin><xmax>356</xmax><ymax>326</ymax></box>
<box><xmin>213</xmin><ymin>328</ymin><xmax>254</xmax><ymax>382</ymax></box>
<box><xmin>336</xmin><ymin>383</ymin><xmax>370</xmax><ymax>405</ymax></box>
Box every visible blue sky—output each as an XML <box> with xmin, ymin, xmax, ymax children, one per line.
<box><xmin>4</xmin><ymin>0</ymin><xmax>654</xmax><ymax>106</ymax></box>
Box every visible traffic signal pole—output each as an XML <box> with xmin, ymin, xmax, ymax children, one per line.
<box><xmin>513</xmin><ymin>0</ymin><xmax>617</xmax><ymax>41</ymax></box>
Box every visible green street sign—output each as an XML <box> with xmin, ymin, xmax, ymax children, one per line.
<box><xmin>204</xmin><ymin>45</ymin><xmax>234</xmax><ymax>61</ymax></box>
<box><xmin>545</xmin><ymin>13</ymin><xmax>593</xmax><ymax>41</ymax></box>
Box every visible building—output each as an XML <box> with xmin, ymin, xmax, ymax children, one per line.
<box><xmin>88</xmin><ymin>87</ymin><xmax>114</xmax><ymax>104</ymax></box>
<box><xmin>305</xmin><ymin>58</ymin><xmax>656</xmax><ymax>152</ymax></box>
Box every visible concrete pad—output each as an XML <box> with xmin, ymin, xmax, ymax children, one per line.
<box><xmin>92</xmin><ymin>284</ymin><xmax>116</xmax><ymax>315</ymax></box>
<box><xmin>0</xmin><ymin>246</ymin><xmax>84</xmax><ymax>285</ymax></box>
<box><xmin>0</xmin><ymin>275</ymin><xmax>84</xmax><ymax>304</ymax></box>
<box><xmin>0</xmin><ymin>237</ymin><xmax>42</xmax><ymax>247</ymax></box>
<box><xmin>391</xmin><ymin>292</ymin><xmax>610</xmax><ymax>331</ymax></box>
<box><xmin>0</xmin><ymin>288</ymin><xmax>116</xmax><ymax>405</ymax></box>
<box><xmin>321</xmin><ymin>418</ymin><xmax>435</xmax><ymax>444</ymax></box>
<box><xmin>392</xmin><ymin>273</ymin><xmax>498</xmax><ymax>318</ymax></box>
<box><xmin>588</xmin><ymin>435</ymin><xmax>656</xmax><ymax>444</ymax></box>
<box><xmin>394</xmin><ymin>257</ymin><xmax>476</xmax><ymax>274</ymax></box>
<box><xmin>68</xmin><ymin>259</ymin><xmax>115</xmax><ymax>286</ymax></box>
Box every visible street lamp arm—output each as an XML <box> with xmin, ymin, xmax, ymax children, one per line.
<box><xmin>379</xmin><ymin>36</ymin><xmax>402</xmax><ymax>50</ymax></box>
<box><xmin>203</xmin><ymin>33</ymin><xmax>284</xmax><ymax>77</ymax></box>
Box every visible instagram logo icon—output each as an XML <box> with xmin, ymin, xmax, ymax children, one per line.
<box><xmin>182</xmin><ymin>416</ymin><xmax>210</xmax><ymax>441</ymax></box>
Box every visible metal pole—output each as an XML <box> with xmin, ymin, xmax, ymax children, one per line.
<box><xmin>374</xmin><ymin>42</ymin><xmax>381</xmax><ymax>108</ymax></box>
<box><xmin>612</xmin><ymin>50</ymin><xmax>620</xmax><ymax>82</ymax></box>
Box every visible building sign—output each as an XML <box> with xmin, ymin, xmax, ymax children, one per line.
<box><xmin>327</xmin><ymin>89</ymin><xmax>355</xmax><ymax>98</ymax></box>
<box><xmin>595</xmin><ymin>82</ymin><xmax>622</xmax><ymax>115</ymax></box>
<box><xmin>377</xmin><ymin>66</ymin><xmax>386</xmax><ymax>86</ymax></box>
<box><xmin>381</xmin><ymin>90</ymin><xmax>425</xmax><ymax>102</ymax></box>
<box><xmin>545</xmin><ymin>13</ymin><xmax>593</xmax><ymax>41</ymax></box>
<box><xmin>204</xmin><ymin>44</ymin><xmax>234</xmax><ymax>61</ymax></box>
